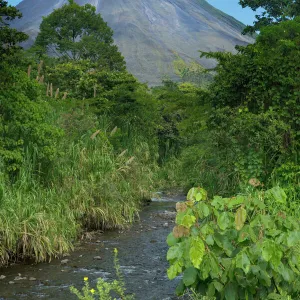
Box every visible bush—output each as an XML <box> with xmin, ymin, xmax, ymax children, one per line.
<box><xmin>167</xmin><ymin>187</ymin><xmax>300</xmax><ymax>299</ymax></box>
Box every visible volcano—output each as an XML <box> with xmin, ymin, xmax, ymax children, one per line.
<box><xmin>12</xmin><ymin>0</ymin><xmax>253</xmax><ymax>85</ymax></box>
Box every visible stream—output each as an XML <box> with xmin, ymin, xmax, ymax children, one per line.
<box><xmin>0</xmin><ymin>194</ymin><xmax>184</xmax><ymax>300</ymax></box>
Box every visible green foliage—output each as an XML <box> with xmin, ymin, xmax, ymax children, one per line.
<box><xmin>239</xmin><ymin>0</ymin><xmax>300</xmax><ymax>33</ymax></box>
<box><xmin>0</xmin><ymin>0</ymin><xmax>28</xmax><ymax>56</ymax></box>
<box><xmin>34</xmin><ymin>0</ymin><xmax>125</xmax><ymax>71</ymax></box>
<box><xmin>70</xmin><ymin>249</ymin><xmax>135</xmax><ymax>300</ymax></box>
<box><xmin>173</xmin><ymin>54</ymin><xmax>214</xmax><ymax>87</ymax></box>
<box><xmin>205</xmin><ymin>18</ymin><xmax>300</xmax><ymax>137</ymax></box>
<box><xmin>0</xmin><ymin>66</ymin><xmax>62</xmax><ymax>173</ymax></box>
<box><xmin>167</xmin><ymin>187</ymin><xmax>300</xmax><ymax>299</ymax></box>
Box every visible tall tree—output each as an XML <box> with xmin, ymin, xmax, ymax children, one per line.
<box><xmin>34</xmin><ymin>0</ymin><xmax>125</xmax><ymax>71</ymax></box>
<box><xmin>0</xmin><ymin>0</ymin><xmax>28</xmax><ymax>56</ymax></box>
<box><xmin>240</xmin><ymin>0</ymin><xmax>300</xmax><ymax>33</ymax></box>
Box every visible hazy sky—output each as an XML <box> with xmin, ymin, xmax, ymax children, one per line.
<box><xmin>7</xmin><ymin>0</ymin><xmax>258</xmax><ymax>26</ymax></box>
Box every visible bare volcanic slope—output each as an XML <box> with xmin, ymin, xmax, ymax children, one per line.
<box><xmin>12</xmin><ymin>0</ymin><xmax>253</xmax><ymax>85</ymax></box>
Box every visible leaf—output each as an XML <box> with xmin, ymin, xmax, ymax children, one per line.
<box><xmin>196</xmin><ymin>202</ymin><xmax>210</xmax><ymax>219</ymax></box>
<box><xmin>211</xmin><ymin>195</ymin><xmax>224</xmax><ymax>210</ymax></box>
<box><xmin>209</xmin><ymin>252</ymin><xmax>220</xmax><ymax>278</ymax></box>
<box><xmin>236</xmin><ymin>251</ymin><xmax>251</xmax><ymax>274</ymax></box>
<box><xmin>166</xmin><ymin>232</ymin><xmax>179</xmax><ymax>247</ymax></box>
<box><xmin>173</xmin><ymin>226</ymin><xmax>190</xmax><ymax>238</ymax></box>
<box><xmin>187</xmin><ymin>187</ymin><xmax>208</xmax><ymax>202</ymax></box>
<box><xmin>167</xmin><ymin>261</ymin><xmax>182</xmax><ymax>280</ymax></box>
<box><xmin>265</xmin><ymin>186</ymin><xmax>287</xmax><ymax>205</ymax></box>
<box><xmin>213</xmin><ymin>281</ymin><xmax>224</xmax><ymax>292</ymax></box>
<box><xmin>183</xmin><ymin>267</ymin><xmax>198</xmax><ymax>286</ymax></box>
<box><xmin>217</xmin><ymin>212</ymin><xmax>231</xmax><ymax>230</ymax></box>
<box><xmin>261</xmin><ymin>240</ymin><xmax>282</xmax><ymax>267</ymax></box>
<box><xmin>167</xmin><ymin>244</ymin><xmax>183</xmax><ymax>261</ymax></box>
<box><xmin>277</xmin><ymin>263</ymin><xmax>294</xmax><ymax>282</ymax></box>
<box><xmin>189</xmin><ymin>236</ymin><xmax>205</xmax><ymax>268</ymax></box>
<box><xmin>176</xmin><ymin>202</ymin><xmax>187</xmax><ymax>212</ymax></box>
<box><xmin>206</xmin><ymin>235</ymin><xmax>214</xmax><ymax>246</ymax></box>
<box><xmin>287</xmin><ymin>231</ymin><xmax>300</xmax><ymax>247</ymax></box>
<box><xmin>225</xmin><ymin>282</ymin><xmax>238</xmax><ymax>300</ymax></box>
<box><xmin>181</xmin><ymin>215</ymin><xmax>196</xmax><ymax>228</ymax></box>
<box><xmin>175</xmin><ymin>280</ymin><xmax>185</xmax><ymax>296</ymax></box>
<box><xmin>227</xmin><ymin>195</ymin><xmax>245</xmax><ymax>209</ymax></box>
<box><xmin>235</xmin><ymin>206</ymin><xmax>247</xmax><ymax>231</ymax></box>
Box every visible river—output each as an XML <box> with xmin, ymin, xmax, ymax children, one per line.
<box><xmin>0</xmin><ymin>194</ymin><xmax>184</xmax><ymax>300</ymax></box>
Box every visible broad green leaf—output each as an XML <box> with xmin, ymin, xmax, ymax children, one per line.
<box><xmin>181</xmin><ymin>215</ymin><xmax>196</xmax><ymax>228</ymax></box>
<box><xmin>197</xmin><ymin>202</ymin><xmax>210</xmax><ymax>219</ymax></box>
<box><xmin>287</xmin><ymin>232</ymin><xmax>300</xmax><ymax>247</ymax></box>
<box><xmin>167</xmin><ymin>261</ymin><xmax>182</xmax><ymax>280</ymax></box>
<box><xmin>265</xmin><ymin>186</ymin><xmax>287</xmax><ymax>204</ymax></box>
<box><xmin>227</xmin><ymin>195</ymin><xmax>245</xmax><ymax>209</ymax></box>
<box><xmin>190</xmin><ymin>236</ymin><xmax>205</xmax><ymax>268</ymax></box>
<box><xmin>175</xmin><ymin>280</ymin><xmax>185</xmax><ymax>296</ymax></box>
<box><xmin>206</xmin><ymin>234</ymin><xmax>214</xmax><ymax>246</ymax></box>
<box><xmin>187</xmin><ymin>187</ymin><xmax>208</xmax><ymax>202</ymax></box>
<box><xmin>200</xmin><ymin>254</ymin><xmax>211</xmax><ymax>280</ymax></box>
<box><xmin>166</xmin><ymin>232</ymin><xmax>179</xmax><ymax>247</ymax></box>
<box><xmin>213</xmin><ymin>281</ymin><xmax>224</xmax><ymax>292</ymax></box>
<box><xmin>261</xmin><ymin>240</ymin><xmax>282</xmax><ymax>267</ymax></box>
<box><xmin>236</xmin><ymin>251</ymin><xmax>251</xmax><ymax>274</ymax></box>
<box><xmin>225</xmin><ymin>282</ymin><xmax>238</xmax><ymax>300</ymax></box>
<box><xmin>183</xmin><ymin>267</ymin><xmax>198</xmax><ymax>286</ymax></box>
<box><xmin>235</xmin><ymin>206</ymin><xmax>247</xmax><ymax>231</ymax></box>
<box><xmin>207</xmin><ymin>282</ymin><xmax>216</xmax><ymax>297</ymax></box>
<box><xmin>278</xmin><ymin>263</ymin><xmax>294</xmax><ymax>282</ymax></box>
<box><xmin>217</xmin><ymin>212</ymin><xmax>231</xmax><ymax>230</ymax></box>
<box><xmin>209</xmin><ymin>252</ymin><xmax>220</xmax><ymax>278</ymax></box>
<box><xmin>167</xmin><ymin>244</ymin><xmax>183</xmax><ymax>261</ymax></box>
<box><xmin>211</xmin><ymin>195</ymin><xmax>224</xmax><ymax>210</ymax></box>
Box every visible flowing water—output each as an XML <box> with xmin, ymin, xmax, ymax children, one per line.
<box><xmin>0</xmin><ymin>194</ymin><xmax>184</xmax><ymax>300</ymax></box>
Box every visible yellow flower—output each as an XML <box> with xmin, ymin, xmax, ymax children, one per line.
<box><xmin>90</xmin><ymin>289</ymin><xmax>95</xmax><ymax>294</ymax></box>
<box><xmin>84</xmin><ymin>277</ymin><xmax>88</xmax><ymax>282</ymax></box>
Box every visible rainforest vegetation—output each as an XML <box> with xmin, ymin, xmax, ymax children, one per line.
<box><xmin>0</xmin><ymin>0</ymin><xmax>299</xmax><ymax>298</ymax></box>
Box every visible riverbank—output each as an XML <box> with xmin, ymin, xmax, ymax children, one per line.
<box><xmin>0</xmin><ymin>194</ymin><xmax>183</xmax><ymax>300</ymax></box>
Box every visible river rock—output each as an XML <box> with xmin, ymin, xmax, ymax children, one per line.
<box><xmin>60</xmin><ymin>259</ymin><xmax>70</xmax><ymax>265</ymax></box>
<box><xmin>29</xmin><ymin>277</ymin><xmax>37</xmax><ymax>281</ymax></box>
<box><xmin>93</xmin><ymin>256</ymin><xmax>102</xmax><ymax>260</ymax></box>
<box><xmin>0</xmin><ymin>275</ymin><xmax>6</xmax><ymax>280</ymax></box>
<box><xmin>9</xmin><ymin>281</ymin><xmax>15</xmax><ymax>284</ymax></box>
<box><xmin>156</xmin><ymin>211</ymin><xmax>176</xmax><ymax>220</ymax></box>
<box><xmin>14</xmin><ymin>276</ymin><xmax>27</xmax><ymax>281</ymax></box>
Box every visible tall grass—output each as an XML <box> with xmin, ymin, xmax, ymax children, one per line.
<box><xmin>0</xmin><ymin>119</ymin><xmax>156</xmax><ymax>266</ymax></box>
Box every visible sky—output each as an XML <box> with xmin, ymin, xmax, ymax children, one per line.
<box><xmin>7</xmin><ymin>0</ymin><xmax>258</xmax><ymax>26</ymax></box>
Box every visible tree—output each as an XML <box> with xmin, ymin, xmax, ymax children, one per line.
<box><xmin>0</xmin><ymin>0</ymin><xmax>28</xmax><ymax>56</ymax></box>
<box><xmin>239</xmin><ymin>0</ymin><xmax>300</xmax><ymax>33</ymax></box>
<box><xmin>34</xmin><ymin>0</ymin><xmax>125</xmax><ymax>71</ymax></box>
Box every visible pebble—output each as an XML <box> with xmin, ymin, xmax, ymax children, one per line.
<box><xmin>163</xmin><ymin>223</ymin><xmax>169</xmax><ymax>227</ymax></box>
<box><xmin>0</xmin><ymin>275</ymin><xmax>6</xmax><ymax>280</ymax></box>
<box><xmin>29</xmin><ymin>277</ymin><xmax>36</xmax><ymax>281</ymax></box>
<box><xmin>14</xmin><ymin>276</ymin><xmax>27</xmax><ymax>281</ymax></box>
<box><xmin>93</xmin><ymin>256</ymin><xmax>102</xmax><ymax>260</ymax></box>
<box><xmin>9</xmin><ymin>281</ymin><xmax>14</xmax><ymax>284</ymax></box>
<box><xmin>61</xmin><ymin>259</ymin><xmax>70</xmax><ymax>265</ymax></box>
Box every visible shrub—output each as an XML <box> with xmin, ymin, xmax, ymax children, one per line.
<box><xmin>167</xmin><ymin>187</ymin><xmax>300</xmax><ymax>299</ymax></box>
